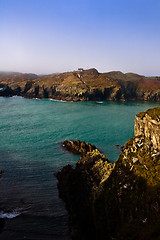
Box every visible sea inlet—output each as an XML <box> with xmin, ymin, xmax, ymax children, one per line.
<box><xmin>0</xmin><ymin>96</ymin><xmax>159</xmax><ymax>239</ymax></box>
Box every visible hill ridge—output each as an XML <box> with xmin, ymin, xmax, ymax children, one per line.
<box><xmin>0</xmin><ymin>68</ymin><xmax>160</xmax><ymax>101</ymax></box>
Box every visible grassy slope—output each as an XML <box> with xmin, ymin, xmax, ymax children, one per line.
<box><xmin>0</xmin><ymin>69</ymin><xmax>160</xmax><ymax>100</ymax></box>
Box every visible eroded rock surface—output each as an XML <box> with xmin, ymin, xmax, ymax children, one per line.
<box><xmin>135</xmin><ymin>107</ymin><xmax>160</xmax><ymax>150</ymax></box>
<box><xmin>56</xmin><ymin>107</ymin><xmax>160</xmax><ymax>240</ymax></box>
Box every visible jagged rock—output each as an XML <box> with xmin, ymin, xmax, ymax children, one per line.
<box><xmin>62</xmin><ymin>140</ymin><xmax>97</xmax><ymax>155</ymax></box>
<box><xmin>135</xmin><ymin>107</ymin><xmax>160</xmax><ymax>150</ymax></box>
<box><xmin>56</xmin><ymin>107</ymin><xmax>160</xmax><ymax>240</ymax></box>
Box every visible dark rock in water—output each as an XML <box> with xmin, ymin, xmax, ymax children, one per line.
<box><xmin>115</xmin><ymin>144</ymin><xmax>124</xmax><ymax>152</ymax></box>
<box><xmin>56</xmin><ymin>107</ymin><xmax>160</xmax><ymax>240</ymax></box>
<box><xmin>0</xmin><ymin>170</ymin><xmax>3</xmax><ymax>185</ymax></box>
<box><xmin>57</xmin><ymin>140</ymin><xmax>112</xmax><ymax>240</ymax></box>
<box><xmin>0</xmin><ymin>219</ymin><xmax>5</xmax><ymax>233</ymax></box>
<box><xmin>62</xmin><ymin>140</ymin><xmax>97</xmax><ymax>155</ymax></box>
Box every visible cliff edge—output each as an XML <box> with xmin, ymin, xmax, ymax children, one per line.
<box><xmin>56</xmin><ymin>107</ymin><xmax>160</xmax><ymax>240</ymax></box>
<box><xmin>0</xmin><ymin>69</ymin><xmax>160</xmax><ymax>101</ymax></box>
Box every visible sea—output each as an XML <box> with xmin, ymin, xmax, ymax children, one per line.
<box><xmin>0</xmin><ymin>96</ymin><xmax>159</xmax><ymax>239</ymax></box>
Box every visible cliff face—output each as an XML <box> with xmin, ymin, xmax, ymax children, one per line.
<box><xmin>56</xmin><ymin>107</ymin><xmax>160</xmax><ymax>240</ymax></box>
<box><xmin>0</xmin><ymin>69</ymin><xmax>160</xmax><ymax>101</ymax></box>
<box><xmin>135</xmin><ymin>107</ymin><xmax>160</xmax><ymax>150</ymax></box>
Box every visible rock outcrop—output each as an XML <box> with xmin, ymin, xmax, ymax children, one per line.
<box><xmin>56</xmin><ymin>107</ymin><xmax>160</xmax><ymax>240</ymax></box>
<box><xmin>135</xmin><ymin>107</ymin><xmax>160</xmax><ymax>150</ymax></box>
<box><xmin>0</xmin><ymin>69</ymin><xmax>160</xmax><ymax>101</ymax></box>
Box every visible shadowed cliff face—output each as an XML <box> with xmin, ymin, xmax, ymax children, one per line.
<box><xmin>56</xmin><ymin>107</ymin><xmax>160</xmax><ymax>240</ymax></box>
<box><xmin>0</xmin><ymin>69</ymin><xmax>160</xmax><ymax>101</ymax></box>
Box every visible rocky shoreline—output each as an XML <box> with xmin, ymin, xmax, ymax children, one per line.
<box><xmin>56</xmin><ymin>107</ymin><xmax>160</xmax><ymax>240</ymax></box>
<box><xmin>0</xmin><ymin>69</ymin><xmax>160</xmax><ymax>101</ymax></box>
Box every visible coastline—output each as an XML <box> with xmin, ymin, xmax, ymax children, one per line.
<box><xmin>56</xmin><ymin>107</ymin><xmax>160</xmax><ymax>240</ymax></box>
<box><xmin>0</xmin><ymin>69</ymin><xmax>160</xmax><ymax>102</ymax></box>
<box><xmin>1</xmin><ymin>94</ymin><xmax>159</xmax><ymax>239</ymax></box>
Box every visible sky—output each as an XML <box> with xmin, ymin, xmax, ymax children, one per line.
<box><xmin>0</xmin><ymin>0</ymin><xmax>160</xmax><ymax>75</ymax></box>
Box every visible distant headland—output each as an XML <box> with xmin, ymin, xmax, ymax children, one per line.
<box><xmin>0</xmin><ymin>68</ymin><xmax>160</xmax><ymax>101</ymax></box>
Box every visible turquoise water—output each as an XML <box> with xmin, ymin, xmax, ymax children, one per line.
<box><xmin>0</xmin><ymin>96</ymin><xmax>159</xmax><ymax>239</ymax></box>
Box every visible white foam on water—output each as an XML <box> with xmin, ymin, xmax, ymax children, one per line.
<box><xmin>49</xmin><ymin>98</ymin><xmax>67</xmax><ymax>102</ymax></box>
<box><xmin>96</xmin><ymin>101</ymin><xmax>103</xmax><ymax>104</ymax></box>
<box><xmin>0</xmin><ymin>210</ymin><xmax>21</xmax><ymax>219</ymax></box>
<box><xmin>33</xmin><ymin>98</ymin><xmax>40</xmax><ymax>100</ymax></box>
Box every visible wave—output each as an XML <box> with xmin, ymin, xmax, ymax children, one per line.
<box><xmin>49</xmin><ymin>98</ymin><xmax>67</xmax><ymax>103</ymax></box>
<box><xmin>33</xmin><ymin>98</ymin><xmax>40</xmax><ymax>100</ymax></box>
<box><xmin>0</xmin><ymin>209</ymin><xmax>21</xmax><ymax>219</ymax></box>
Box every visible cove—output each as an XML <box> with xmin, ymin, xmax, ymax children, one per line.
<box><xmin>0</xmin><ymin>96</ymin><xmax>159</xmax><ymax>239</ymax></box>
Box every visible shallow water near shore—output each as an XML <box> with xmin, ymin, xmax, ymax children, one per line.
<box><xmin>0</xmin><ymin>96</ymin><xmax>159</xmax><ymax>239</ymax></box>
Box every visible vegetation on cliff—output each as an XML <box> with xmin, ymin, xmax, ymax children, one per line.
<box><xmin>137</xmin><ymin>107</ymin><xmax>160</xmax><ymax>120</ymax></box>
<box><xmin>56</xmin><ymin>107</ymin><xmax>160</xmax><ymax>240</ymax></box>
<box><xmin>0</xmin><ymin>69</ymin><xmax>160</xmax><ymax>101</ymax></box>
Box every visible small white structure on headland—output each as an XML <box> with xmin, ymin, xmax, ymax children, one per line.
<box><xmin>78</xmin><ymin>68</ymin><xmax>84</xmax><ymax>72</ymax></box>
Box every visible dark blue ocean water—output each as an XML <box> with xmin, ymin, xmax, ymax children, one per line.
<box><xmin>0</xmin><ymin>96</ymin><xmax>159</xmax><ymax>239</ymax></box>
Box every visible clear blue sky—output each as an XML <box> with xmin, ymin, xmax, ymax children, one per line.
<box><xmin>0</xmin><ymin>0</ymin><xmax>160</xmax><ymax>75</ymax></box>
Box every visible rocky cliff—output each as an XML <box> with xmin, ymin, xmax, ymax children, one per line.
<box><xmin>0</xmin><ymin>69</ymin><xmax>160</xmax><ymax>101</ymax></box>
<box><xmin>135</xmin><ymin>107</ymin><xmax>160</xmax><ymax>150</ymax></box>
<box><xmin>56</xmin><ymin>107</ymin><xmax>160</xmax><ymax>240</ymax></box>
